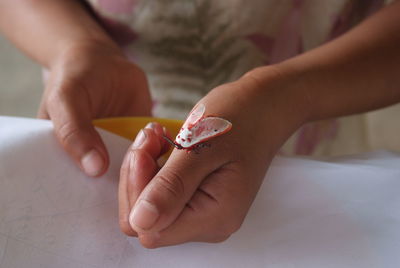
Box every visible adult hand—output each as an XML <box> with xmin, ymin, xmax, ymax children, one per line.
<box><xmin>119</xmin><ymin>67</ymin><xmax>309</xmax><ymax>247</ymax></box>
<box><xmin>38</xmin><ymin>42</ymin><xmax>152</xmax><ymax>177</ymax></box>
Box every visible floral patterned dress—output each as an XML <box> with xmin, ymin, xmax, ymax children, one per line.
<box><xmin>84</xmin><ymin>0</ymin><xmax>396</xmax><ymax>156</ymax></box>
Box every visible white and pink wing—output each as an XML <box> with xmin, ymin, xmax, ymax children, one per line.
<box><xmin>182</xmin><ymin>103</ymin><xmax>206</xmax><ymax>129</ymax></box>
<box><xmin>185</xmin><ymin>117</ymin><xmax>232</xmax><ymax>147</ymax></box>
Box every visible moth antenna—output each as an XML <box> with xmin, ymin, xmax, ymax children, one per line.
<box><xmin>163</xmin><ymin>135</ymin><xmax>183</xmax><ymax>149</ymax></box>
<box><xmin>162</xmin><ymin>135</ymin><xmax>176</xmax><ymax>147</ymax></box>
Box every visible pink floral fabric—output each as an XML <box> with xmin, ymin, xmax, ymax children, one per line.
<box><xmin>84</xmin><ymin>0</ymin><xmax>386</xmax><ymax>156</ymax></box>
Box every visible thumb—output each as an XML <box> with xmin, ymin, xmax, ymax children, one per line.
<box><xmin>47</xmin><ymin>90</ymin><xmax>109</xmax><ymax>177</ymax></box>
<box><xmin>128</xmin><ymin>148</ymin><xmax>222</xmax><ymax>234</ymax></box>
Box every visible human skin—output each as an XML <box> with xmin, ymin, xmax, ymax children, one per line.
<box><xmin>119</xmin><ymin>1</ymin><xmax>400</xmax><ymax>248</ymax></box>
<box><xmin>0</xmin><ymin>0</ymin><xmax>152</xmax><ymax>177</ymax></box>
<box><xmin>1</xmin><ymin>0</ymin><xmax>400</xmax><ymax>248</ymax></box>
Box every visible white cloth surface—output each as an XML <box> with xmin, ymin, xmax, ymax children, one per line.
<box><xmin>0</xmin><ymin>116</ymin><xmax>399</xmax><ymax>268</ymax></box>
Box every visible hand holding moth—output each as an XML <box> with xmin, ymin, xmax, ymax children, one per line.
<box><xmin>119</xmin><ymin>67</ymin><xmax>308</xmax><ymax>248</ymax></box>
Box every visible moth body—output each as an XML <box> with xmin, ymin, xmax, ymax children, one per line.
<box><xmin>167</xmin><ymin>104</ymin><xmax>232</xmax><ymax>151</ymax></box>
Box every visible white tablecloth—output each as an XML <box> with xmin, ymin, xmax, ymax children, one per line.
<box><xmin>0</xmin><ymin>116</ymin><xmax>399</xmax><ymax>268</ymax></box>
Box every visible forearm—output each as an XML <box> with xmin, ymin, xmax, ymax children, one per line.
<box><xmin>0</xmin><ymin>0</ymin><xmax>118</xmax><ymax>68</ymax></box>
<box><xmin>252</xmin><ymin>1</ymin><xmax>400</xmax><ymax>124</ymax></box>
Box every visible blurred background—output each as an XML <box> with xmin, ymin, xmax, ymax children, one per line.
<box><xmin>1</xmin><ymin>33</ymin><xmax>399</xmax><ymax>155</ymax></box>
<box><xmin>0</xmin><ymin>34</ymin><xmax>42</xmax><ymax>117</ymax></box>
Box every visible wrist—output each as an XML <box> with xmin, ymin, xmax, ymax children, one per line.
<box><xmin>238</xmin><ymin>65</ymin><xmax>312</xmax><ymax>149</ymax></box>
<box><xmin>50</xmin><ymin>36</ymin><xmax>123</xmax><ymax>69</ymax></box>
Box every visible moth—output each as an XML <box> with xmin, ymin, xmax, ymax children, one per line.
<box><xmin>163</xmin><ymin>103</ymin><xmax>232</xmax><ymax>152</ymax></box>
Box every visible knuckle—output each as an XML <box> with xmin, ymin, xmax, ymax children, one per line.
<box><xmin>57</xmin><ymin>121</ymin><xmax>81</xmax><ymax>146</ymax></box>
<box><xmin>216</xmin><ymin>216</ymin><xmax>243</xmax><ymax>238</ymax></box>
<box><xmin>242</xmin><ymin>65</ymin><xmax>285</xmax><ymax>89</ymax></box>
<box><xmin>242</xmin><ymin>69</ymin><xmax>264</xmax><ymax>90</ymax></box>
<box><xmin>243</xmin><ymin>66</ymin><xmax>264</xmax><ymax>78</ymax></box>
<box><xmin>213</xmin><ymin>82</ymin><xmax>234</xmax><ymax>92</ymax></box>
<box><xmin>154</xmin><ymin>169</ymin><xmax>185</xmax><ymax>199</ymax></box>
<box><xmin>208</xmin><ymin>234</ymin><xmax>231</xmax><ymax>244</ymax></box>
<box><xmin>225</xmin><ymin>218</ymin><xmax>243</xmax><ymax>235</ymax></box>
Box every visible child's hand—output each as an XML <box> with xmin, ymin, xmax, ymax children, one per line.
<box><xmin>38</xmin><ymin>42</ymin><xmax>152</xmax><ymax>177</ymax></box>
<box><xmin>118</xmin><ymin>67</ymin><xmax>308</xmax><ymax>247</ymax></box>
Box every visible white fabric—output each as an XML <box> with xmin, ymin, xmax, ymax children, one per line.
<box><xmin>0</xmin><ymin>116</ymin><xmax>400</xmax><ymax>268</ymax></box>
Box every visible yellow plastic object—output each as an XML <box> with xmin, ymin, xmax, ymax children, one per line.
<box><xmin>93</xmin><ymin>117</ymin><xmax>183</xmax><ymax>141</ymax></box>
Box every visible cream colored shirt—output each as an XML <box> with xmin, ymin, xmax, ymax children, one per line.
<box><xmin>85</xmin><ymin>0</ymin><xmax>399</xmax><ymax>155</ymax></box>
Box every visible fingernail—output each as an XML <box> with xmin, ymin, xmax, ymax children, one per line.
<box><xmin>129</xmin><ymin>200</ymin><xmax>159</xmax><ymax>231</ymax></box>
<box><xmin>81</xmin><ymin>149</ymin><xmax>104</xmax><ymax>177</ymax></box>
<box><xmin>133</xmin><ymin>129</ymin><xmax>146</xmax><ymax>148</ymax></box>
<box><xmin>145</xmin><ymin>122</ymin><xmax>155</xmax><ymax>129</ymax></box>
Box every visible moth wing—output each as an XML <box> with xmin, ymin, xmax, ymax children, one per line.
<box><xmin>188</xmin><ymin>117</ymin><xmax>232</xmax><ymax>146</ymax></box>
<box><xmin>182</xmin><ymin>103</ymin><xmax>206</xmax><ymax>129</ymax></box>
